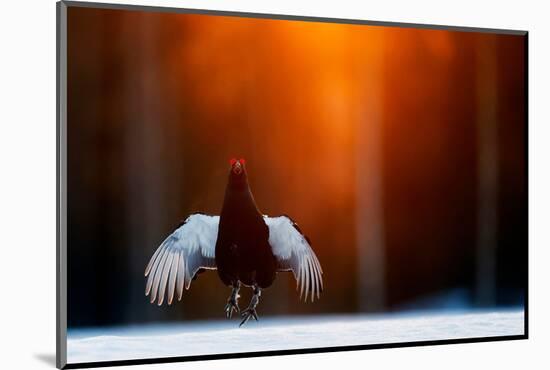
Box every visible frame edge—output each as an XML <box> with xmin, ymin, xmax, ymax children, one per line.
<box><xmin>62</xmin><ymin>0</ymin><xmax>527</xmax><ymax>35</ymax></box>
<box><xmin>56</xmin><ymin>1</ymin><xmax>68</xmax><ymax>369</ymax></box>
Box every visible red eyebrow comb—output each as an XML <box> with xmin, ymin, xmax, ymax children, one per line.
<box><xmin>229</xmin><ymin>158</ymin><xmax>237</xmax><ymax>166</ymax></box>
<box><xmin>239</xmin><ymin>158</ymin><xmax>246</xmax><ymax>165</ymax></box>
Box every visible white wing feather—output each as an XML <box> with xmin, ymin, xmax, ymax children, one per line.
<box><xmin>145</xmin><ymin>214</ymin><xmax>219</xmax><ymax>305</ymax></box>
<box><xmin>264</xmin><ymin>216</ymin><xmax>323</xmax><ymax>302</ymax></box>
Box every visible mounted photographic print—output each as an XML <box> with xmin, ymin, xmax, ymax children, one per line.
<box><xmin>56</xmin><ymin>1</ymin><xmax>528</xmax><ymax>368</ymax></box>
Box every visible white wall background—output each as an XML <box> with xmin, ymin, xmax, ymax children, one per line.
<box><xmin>0</xmin><ymin>0</ymin><xmax>546</xmax><ymax>369</ymax></box>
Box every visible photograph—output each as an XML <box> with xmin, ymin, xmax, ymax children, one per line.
<box><xmin>59</xmin><ymin>2</ymin><xmax>527</xmax><ymax>367</ymax></box>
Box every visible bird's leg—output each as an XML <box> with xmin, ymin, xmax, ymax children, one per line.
<box><xmin>240</xmin><ymin>285</ymin><xmax>261</xmax><ymax>327</ymax></box>
<box><xmin>224</xmin><ymin>281</ymin><xmax>241</xmax><ymax>319</ymax></box>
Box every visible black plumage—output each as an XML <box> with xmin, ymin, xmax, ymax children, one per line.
<box><xmin>216</xmin><ymin>160</ymin><xmax>277</xmax><ymax>290</ymax></box>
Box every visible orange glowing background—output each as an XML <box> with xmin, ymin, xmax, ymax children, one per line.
<box><xmin>67</xmin><ymin>8</ymin><xmax>526</xmax><ymax>326</ymax></box>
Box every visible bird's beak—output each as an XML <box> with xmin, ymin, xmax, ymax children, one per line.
<box><xmin>233</xmin><ymin>162</ymin><xmax>242</xmax><ymax>175</ymax></box>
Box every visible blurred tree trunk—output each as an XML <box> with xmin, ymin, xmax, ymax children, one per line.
<box><xmin>356</xmin><ymin>35</ymin><xmax>386</xmax><ymax>312</ymax></box>
<box><xmin>475</xmin><ymin>35</ymin><xmax>499</xmax><ymax>306</ymax></box>
<box><xmin>123</xmin><ymin>13</ymin><xmax>174</xmax><ymax>322</ymax></box>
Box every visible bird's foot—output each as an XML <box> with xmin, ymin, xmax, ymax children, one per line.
<box><xmin>224</xmin><ymin>296</ymin><xmax>240</xmax><ymax>319</ymax></box>
<box><xmin>239</xmin><ymin>307</ymin><xmax>259</xmax><ymax>327</ymax></box>
<box><xmin>239</xmin><ymin>285</ymin><xmax>261</xmax><ymax>327</ymax></box>
<box><xmin>224</xmin><ymin>283</ymin><xmax>241</xmax><ymax>319</ymax></box>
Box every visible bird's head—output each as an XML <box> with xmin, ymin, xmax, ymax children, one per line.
<box><xmin>229</xmin><ymin>158</ymin><xmax>246</xmax><ymax>176</ymax></box>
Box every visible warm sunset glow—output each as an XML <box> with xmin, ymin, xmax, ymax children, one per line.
<box><xmin>67</xmin><ymin>7</ymin><xmax>525</xmax><ymax>324</ymax></box>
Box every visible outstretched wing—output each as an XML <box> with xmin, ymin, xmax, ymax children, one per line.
<box><xmin>145</xmin><ymin>214</ymin><xmax>219</xmax><ymax>306</ymax></box>
<box><xmin>264</xmin><ymin>215</ymin><xmax>323</xmax><ymax>302</ymax></box>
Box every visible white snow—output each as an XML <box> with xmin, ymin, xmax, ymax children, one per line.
<box><xmin>67</xmin><ymin>309</ymin><xmax>524</xmax><ymax>364</ymax></box>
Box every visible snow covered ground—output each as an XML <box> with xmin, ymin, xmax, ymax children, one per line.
<box><xmin>67</xmin><ymin>309</ymin><xmax>524</xmax><ymax>364</ymax></box>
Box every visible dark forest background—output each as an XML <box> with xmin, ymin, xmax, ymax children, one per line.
<box><xmin>66</xmin><ymin>7</ymin><xmax>526</xmax><ymax>327</ymax></box>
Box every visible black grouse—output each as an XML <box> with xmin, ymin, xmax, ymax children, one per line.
<box><xmin>145</xmin><ymin>158</ymin><xmax>323</xmax><ymax>326</ymax></box>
